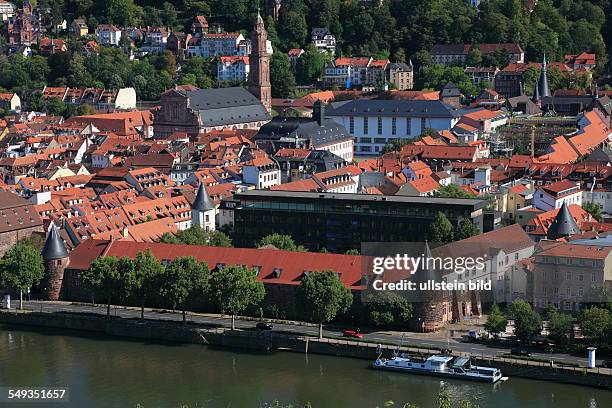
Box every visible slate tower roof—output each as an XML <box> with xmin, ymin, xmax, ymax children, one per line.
<box><xmin>41</xmin><ymin>223</ymin><xmax>69</xmax><ymax>261</ymax></box>
<box><xmin>547</xmin><ymin>202</ymin><xmax>580</xmax><ymax>239</ymax></box>
<box><xmin>192</xmin><ymin>182</ymin><xmax>214</xmax><ymax>211</ymax></box>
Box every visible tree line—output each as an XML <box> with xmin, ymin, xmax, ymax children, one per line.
<box><xmin>485</xmin><ymin>299</ymin><xmax>612</xmax><ymax>351</ymax></box>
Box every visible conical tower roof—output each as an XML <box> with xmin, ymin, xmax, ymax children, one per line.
<box><xmin>547</xmin><ymin>202</ymin><xmax>579</xmax><ymax>239</ymax></box>
<box><xmin>538</xmin><ymin>53</ymin><xmax>550</xmax><ymax>98</ymax></box>
<box><xmin>531</xmin><ymin>79</ymin><xmax>540</xmax><ymax>102</ymax></box>
<box><xmin>41</xmin><ymin>223</ymin><xmax>68</xmax><ymax>261</ymax></box>
<box><xmin>192</xmin><ymin>182</ymin><xmax>214</xmax><ymax>211</ymax></box>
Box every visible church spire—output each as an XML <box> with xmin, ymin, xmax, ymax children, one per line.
<box><xmin>538</xmin><ymin>52</ymin><xmax>550</xmax><ymax>98</ymax></box>
<box><xmin>248</xmin><ymin>10</ymin><xmax>272</xmax><ymax>114</ymax></box>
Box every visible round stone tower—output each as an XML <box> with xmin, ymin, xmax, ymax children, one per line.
<box><xmin>41</xmin><ymin>223</ymin><xmax>69</xmax><ymax>301</ymax></box>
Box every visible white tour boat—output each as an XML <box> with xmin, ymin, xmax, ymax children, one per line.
<box><xmin>373</xmin><ymin>354</ymin><xmax>505</xmax><ymax>383</ymax></box>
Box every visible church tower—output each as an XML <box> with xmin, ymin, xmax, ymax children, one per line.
<box><xmin>248</xmin><ymin>11</ymin><xmax>272</xmax><ymax>114</ymax></box>
<box><xmin>191</xmin><ymin>182</ymin><xmax>216</xmax><ymax>231</ymax></box>
<box><xmin>41</xmin><ymin>223</ymin><xmax>69</xmax><ymax>301</ymax></box>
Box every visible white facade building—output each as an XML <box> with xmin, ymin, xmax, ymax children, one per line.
<box><xmin>534</xmin><ymin>181</ymin><xmax>582</xmax><ymax>211</ymax></box>
<box><xmin>242</xmin><ymin>157</ymin><xmax>281</xmax><ymax>189</ymax></box>
<box><xmin>96</xmin><ymin>25</ymin><xmax>122</xmax><ymax>46</ymax></box>
<box><xmin>217</xmin><ymin>56</ymin><xmax>250</xmax><ymax>82</ymax></box>
<box><xmin>327</xmin><ymin>100</ymin><xmax>463</xmax><ymax>155</ymax></box>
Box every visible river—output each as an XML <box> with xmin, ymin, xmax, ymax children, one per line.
<box><xmin>0</xmin><ymin>325</ymin><xmax>610</xmax><ymax>408</ymax></box>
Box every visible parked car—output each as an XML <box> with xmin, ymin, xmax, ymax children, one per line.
<box><xmin>600</xmin><ymin>360</ymin><xmax>612</xmax><ymax>368</ymax></box>
<box><xmin>343</xmin><ymin>329</ymin><xmax>362</xmax><ymax>338</ymax></box>
<box><xmin>255</xmin><ymin>322</ymin><xmax>273</xmax><ymax>331</ymax></box>
<box><xmin>510</xmin><ymin>348</ymin><xmax>532</xmax><ymax>357</ymax></box>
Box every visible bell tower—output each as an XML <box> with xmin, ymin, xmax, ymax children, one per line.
<box><xmin>248</xmin><ymin>11</ymin><xmax>272</xmax><ymax>114</ymax></box>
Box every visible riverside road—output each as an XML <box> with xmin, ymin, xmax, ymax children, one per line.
<box><xmin>16</xmin><ymin>300</ymin><xmax>596</xmax><ymax>366</ymax></box>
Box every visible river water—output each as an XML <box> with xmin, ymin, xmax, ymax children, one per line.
<box><xmin>0</xmin><ymin>325</ymin><xmax>610</xmax><ymax>408</ymax></box>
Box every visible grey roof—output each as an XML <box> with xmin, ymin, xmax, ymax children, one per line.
<box><xmin>547</xmin><ymin>202</ymin><xmax>579</xmax><ymax>239</ymax></box>
<box><xmin>253</xmin><ymin>116</ymin><xmax>351</xmax><ymax>148</ymax></box>
<box><xmin>326</xmin><ymin>99</ymin><xmax>465</xmax><ymax>119</ymax></box>
<box><xmin>441</xmin><ymin>82</ymin><xmax>461</xmax><ymax>97</ymax></box>
<box><xmin>41</xmin><ymin>223</ymin><xmax>69</xmax><ymax>261</ymax></box>
<box><xmin>182</xmin><ymin>87</ymin><xmax>271</xmax><ymax>127</ymax></box>
<box><xmin>531</xmin><ymin>79</ymin><xmax>540</xmax><ymax>102</ymax></box>
<box><xmin>311</xmin><ymin>27</ymin><xmax>333</xmax><ymax>38</ymax></box>
<box><xmin>389</xmin><ymin>62</ymin><xmax>412</xmax><ymax>72</ymax></box>
<box><xmin>192</xmin><ymin>182</ymin><xmax>215</xmax><ymax>211</ymax></box>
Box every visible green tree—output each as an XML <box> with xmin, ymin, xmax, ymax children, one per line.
<box><xmin>484</xmin><ymin>303</ymin><xmax>507</xmax><ymax>338</ymax></box>
<box><xmin>46</xmin><ymin>97</ymin><xmax>66</xmax><ymax>117</ymax></box>
<box><xmin>296</xmin><ymin>270</ymin><xmax>353</xmax><ymax>338</ymax></box>
<box><xmin>434</xmin><ymin>184</ymin><xmax>477</xmax><ymax>199</ymax></box>
<box><xmin>0</xmin><ymin>243</ymin><xmax>44</xmax><ymax>310</ymax></box>
<box><xmin>160</xmin><ymin>226</ymin><xmax>232</xmax><ymax>247</ymax></box>
<box><xmin>256</xmin><ymin>234</ymin><xmax>305</xmax><ymax>251</ymax></box>
<box><xmin>295</xmin><ymin>44</ymin><xmax>328</xmax><ymax>85</ymax></box>
<box><xmin>159</xmin><ymin>256</ymin><xmax>209</xmax><ymax>322</ymax></box>
<box><xmin>507</xmin><ymin>300</ymin><xmax>542</xmax><ymax>344</ymax></box>
<box><xmin>547</xmin><ymin>310</ymin><xmax>573</xmax><ymax>345</ymax></box>
<box><xmin>582</xmin><ymin>202</ymin><xmax>603</xmax><ymax>222</ymax></box>
<box><xmin>455</xmin><ymin>218</ymin><xmax>479</xmax><ymax>241</ymax></box>
<box><xmin>270</xmin><ymin>52</ymin><xmax>296</xmax><ymax>98</ymax></box>
<box><xmin>208</xmin><ymin>265</ymin><xmax>265</xmax><ymax>330</ymax></box>
<box><xmin>277</xmin><ymin>10</ymin><xmax>308</xmax><ymax>49</ymax></box>
<box><xmin>128</xmin><ymin>249</ymin><xmax>164</xmax><ymax>320</ymax></box>
<box><xmin>426</xmin><ymin>212</ymin><xmax>454</xmax><ymax>243</ymax></box>
<box><xmin>363</xmin><ymin>291</ymin><xmax>413</xmax><ymax>328</ymax></box>
<box><xmin>80</xmin><ymin>256</ymin><xmax>127</xmax><ymax>316</ymax></box>
<box><xmin>579</xmin><ymin>306</ymin><xmax>612</xmax><ymax>346</ymax></box>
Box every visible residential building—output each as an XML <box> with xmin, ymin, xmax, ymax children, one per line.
<box><xmin>583</xmin><ymin>189</ymin><xmax>612</xmax><ymax>216</ymax></box>
<box><xmin>532</xmin><ymin>241</ymin><xmax>612</xmax><ymax>312</ymax></box>
<box><xmin>288</xmin><ymin>48</ymin><xmax>304</xmax><ymax>71</ymax></box>
<box><xmin>191</xmin><ymin>15</ymin><xmax>208</xmax><ymax>35</ymax></box>
<box><xmin>366</xmin><ymin>59</ymin><xmax>389</xmax><ymax>86</ymax></box>
<box><xmin>70</xmin><ymin>18</ymin><xmax>88</xmax><ymax>37</ymax></box>
<box><xmin>38</xmin><ymin>37</ymin><xmax>67</xmax><ymax>55</ymax></box>
<box><xmin>533</xmin><ymin>180</ymin><xmax>582</xmax><ymax>211</ymax></box>
<box><xmin>186</xmin><ymin>32</ymin><xmax>245</xmax><ymax>57</ymax></box>
<box><xmin>217</xmin><ymin>56</ymin><xmax>249</xmax><ymax>82</ymax></box>
<box><xmin>271</xmin><ymin>165</ymin><xmax>361</xmax><ymax>194</ymax></box>
<box><xmin>96</xmin><ymin>24</ymin><xmax>122</xmax><ymax>46</ymax></box>
<box><xmin>0</xmin><ymin>191</ymin><xmax>44</xmax><ymax>256</ymax></box>
<box><xmin>440</xmin><ymin>224</ymin><xmax>535</xmax><ymax>304</ymax></box>
<box><xmin>564</xmin><ymin>52</ymin><xmax>596</xmax><ymax>70</ymax></box>
<box><xmin>140</xmin><ymin>27</ymin><xmax>170</xmax><ymax>54</ymax></box>
<box><xmin>0</xmin><ymin>92</ymin><xmax>21</xmax><ymax>112</ymax></box>
<box><xmin>154</xmin><ymin>87</ymin><xmax>271</xmax><ymax>138</ymax></box>
<box><xmin>232</xmin><ymin>190</ymin><xmax>488</xmax><ymax>252</ymax></box>
<box><xmin>464</xmin><ymin>67</ymin><xmax>498</xmax><ymax>87</ymax></box>
<box><xmin>166</xmin><ymin>32</ymin><xmax>191</xmax><ymax>58</ymax></box>
<box><xmin>327</xmin><ymin>99</ymin><xmax>463</xmax><ymax>155</ymax></box>
<box><xmin>0</xmin><ymin>1</ymin><xmax>14</xmax><ymax>21</ymax></box>
<box><xmin>44</xmin><ymin>87</ymin><xmax>138</xmax><ymax>111</ymax></box>
<box><xmin>311</xmin><ymin>27</ymin><xmax>336</xmax><ymax>54</ymax></box>
<box><xmin>323</xmin><ymin>57</ymin><xmax>372</xmax><ymax>88</ymax></box>
<box><xmin>388</xmin><ymin>62</ymin><xmax>414</xmax><ymax>90</ymax></box>
<box><xmin>242</xmin><ymin>156</ymin><xmax>281</xmax><ymax>189</ymax></box>
<box><xmin>254</xmin><ymin>101</ymin><xmax>354</xmax><ymax>161</ymax></box>
<box><xmin>431</xmin><ymin>43</ymin><xmax>524</xmax><ymax>66</ymax></box>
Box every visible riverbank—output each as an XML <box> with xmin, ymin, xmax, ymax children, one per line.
<box><xmin>1</xmin><ymin>309</ymin><xmax>611</xmax><ymax>390</ymax></box>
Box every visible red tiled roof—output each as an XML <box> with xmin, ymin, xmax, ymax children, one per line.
<box><xmin>68</xmin><ymin>240</ymin><xmax>365</xmax><ymax>288</ymax></box>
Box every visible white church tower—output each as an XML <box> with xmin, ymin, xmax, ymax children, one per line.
<box><xmin>191</xmin><ymin>182</ymin><xmax>216</xmax><ymax>231</ymax></box>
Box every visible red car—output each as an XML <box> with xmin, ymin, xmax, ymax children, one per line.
<box><xmin>343</xmin><ymin>329</ymin><xmax>363</xmax><ymax>338</ymax></box>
